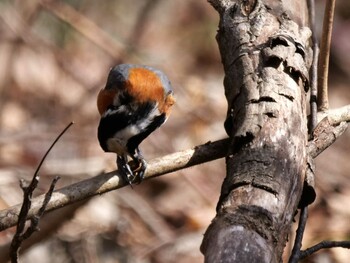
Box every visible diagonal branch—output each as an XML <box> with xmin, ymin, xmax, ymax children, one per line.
<box><xmin>0</xmin><ymin>107</ymin><xmax>348</xmax><ymax>232</ymax></box>
<box><xmin>300</xmin><ymin>240</ymin><xmax>350</xmax><ymax>259</ymax></box>
<box><xmin>0</xmin><ymin>111</ymin><xmax>349</xmax><ymax>232</ymax></box>
<box><xmin>0</xmin><ymin>139</ymin><xmax>228</xmax><ymax>231</ymax></box>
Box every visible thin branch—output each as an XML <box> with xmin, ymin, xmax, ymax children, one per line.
<box><xmin>0</xmin><ymin>201</ymin><xmax>86</xmax><ymax>263</ymax></box>
<box><xmin>0</xmin><ymin>111</ymin><xmax>349</xmax><ymax>232</ymax></box>
<box><xmin>0</xmin><ymin>139</ymin><xmax>229</xmax><ymax>231</ymax></box>
<box><xmin>0</xmin><ymin>105</ymin><xmax>349</xmax><ymax>231</ymax></box>
<box><xmin>9</xmin><ymin>123</ymin><xmax>73</xmax><ymax>262</ymax></box>
<box><xmin>288</xmin><ymin>207</ymin><xmax>308</xmax><ymax>263</ymax></box>
<box><xmin>34</xmin><ymin>122</ymin><xmax>74</xmax><ymax>177</ymax></box>
<box><xmin>308</xmin><ymin>0</ymin><xmax>319</xmax><ymax>133</ymax></box>
<box><xmin>300</xmin><ymin>240</ymin><xmax>350</xmax><ymax>259</ymax></box>
<box><xmin>317</xmin><ymin>0</ymin><xmax>336</xmax><ymax>111</ymax></box>
<box><xmin>20</xmin><ymin>177</ymin><xmax>60</xmax><ymax>241</ymax></box>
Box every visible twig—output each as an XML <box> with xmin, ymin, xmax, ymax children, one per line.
<box><xmin>308</xmin><ymin>0</ymin><xmax>319</xmax><ymax>133</ymax></box>
<box><xmin>0</xmin><ymin>201</ymin><xmax>86</xmax><ymax>263</ymax></box>
<box><xmin>9</xmin><ymin>122</ymin><xmax>73</xmax><ymax>262</ymax></box>
<box><xmin>21</xmin><ymin>177</ymin><xmax>60</xmax><ymax>240</ymax></box>
<box><xmin>317</xmin><ymin>0</ymin><xmax>336</xmax><ymax>111</ymax></box>
<box><xmin>34</xmin><ymin>122</ymin><xmax>74</xmax><ymax>177</ymax></box>
<box><xmin>288</xmin><ymin>207</ymin><xmax>308</xmax><ymax>263</ymax></box>
<box><xmin>300</xmin><ymin>240</ymin><xmax>350</xmax><ymax>259</ymax></box>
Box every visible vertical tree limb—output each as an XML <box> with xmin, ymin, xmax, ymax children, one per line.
<box><xmin>317</xmin><ymin>0</ymin><xmax>336</xmax><ymax>112</ymax></box>
<box><xmin>202</xmin><ymin>0</ymin><xmax>312</xmax><ymax>262</ymax></box>
<box><xmin>308</xmin><ymin>0</ymin><xmax>319</xmax><ymax>132</ymax></box>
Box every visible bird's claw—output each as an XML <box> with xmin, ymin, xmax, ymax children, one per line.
<box><xmin>131</xmin><ymin>158</ymin><xmax>147</xmax><ymax>184</ymax></box>
<box><xmin>117</xmin><ymin>155</ymin><xmax>134</xmax><ymax>186</ymax></box>
<box><xmin>117</xmin><ymin>155</ymin><xmax>147</xmax><ymax>186</ymax></box>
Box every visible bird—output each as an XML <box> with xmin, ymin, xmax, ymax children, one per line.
<box><xmin>97</xmin><ymin>64</ymin><xmax>175</xmax><ymax>185</ymax></box>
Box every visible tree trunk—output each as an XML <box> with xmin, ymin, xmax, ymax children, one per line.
<box><xmin>201</xmin><ymin>0</ymin><xmax>312</xmax><ymax>262</ymax></box>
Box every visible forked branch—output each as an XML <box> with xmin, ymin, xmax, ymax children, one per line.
<box><xmin>9</xmin><ymin>122</ymin><xmax>73</xmax><ymax>262</ymax></box>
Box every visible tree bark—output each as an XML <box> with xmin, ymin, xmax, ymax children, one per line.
<box><xmin>201</xmin><ymin>0</ymin><xmax>312</xmax><ymax>262</ymax></box>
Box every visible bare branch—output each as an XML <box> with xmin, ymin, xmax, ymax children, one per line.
<box><xmin>0</xmin><ymin>139</ymin><xmax>228</xmax><ymax>231</ymax></box>
<box><xmin>0</xmin><ymin>105</ymin><xmax>348</xmax><ymax>232</ymax></box>
<box><xmin>21</xmin><ymin>177</ymin><xmax>60</xmax><ymax>240</ymax></box>
<box><xmin>307</xmin><ymin>0</ymin><xmax>319</xmax><ymax>132</ymax></box>
<box><xmin>317</xmin><ymin>0</ymin><xmax>336</xmax><ymax>111</ymax></box>
<box><xmin>0</xmin><ymin>110</ymin><xmax>348</xmax><ymax>233</ymax></box>
<box><xmin>0</xmin><ymin>201</ymin><xmax>85</xmax><ymax>263</ymax></box>
<box><xmin>10</xmin><ymin>177</ymin><xmax>60</xmax><ymax>261</ymax></box>
<box><xmin>300</xmin><ymin>240</ymin><xmax>350</xmax><ymax>259</ymax></box>
<box><xmin>9</xmin><ymin>123</ymin><xmax>73</xmax><ymax>262</ymax></box>
<box><xmin>288</xmin><ymin>207</ymin><xmax>308</xmax><ymax>263</ymax></box>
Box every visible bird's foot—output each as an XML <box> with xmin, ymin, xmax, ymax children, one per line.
<box><xmin>130</xmin><ymin>158</ymin><xmax>147</xmax><ymax>184</ymax></box>
<box><xmin>117</xmin><ymin>155</ymin><xmax>147</xmax><ymax>185</ymax></box>
<box><xmin>117</xmin><ymin>155</ymin><xmax>134</xmax><ymax>186</ymax></box>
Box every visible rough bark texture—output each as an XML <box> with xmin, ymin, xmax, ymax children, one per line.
<box><xmin>201</xmin><ymin>0</ymin><xmax>311</xmax><ymax>262</ymax></box>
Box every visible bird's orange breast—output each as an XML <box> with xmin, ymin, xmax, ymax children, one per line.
<box><xmin>97</xmin><ymin>67</ymin><xmax>175</xmax><ymax>116</ymax></box>
<box><xmin>127</xmin><ymin>68</ymin><xmax>164</xmax><ymax>104</ymax></box>
<box><xmin>97</xmin><ymin>89</ymin><xmax>117</xmax><ymax>115</ymax></box>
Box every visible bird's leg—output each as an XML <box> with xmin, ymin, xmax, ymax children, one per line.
<box><xmin>131</xmin><ymin>147</ymin><xmax>147</xmax><ymax>184</ymax></box>
<box><xmin>117</xmin><ymin>154</ymin><xmax>134</xmax><ymax>186</ymax></box>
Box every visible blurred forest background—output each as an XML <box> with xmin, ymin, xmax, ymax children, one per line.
<box><xmin>0</xmin><ymin>0</ymin><xmax>349</xmax><ymax>262</ymax></box>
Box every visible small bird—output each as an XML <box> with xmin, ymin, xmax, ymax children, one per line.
<box><xmin>97</xmin><ymin>64</ymin><xmax>175</xmax><ymax>184</ymax></box>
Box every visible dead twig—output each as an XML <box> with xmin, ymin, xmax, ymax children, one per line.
<box><xmin>300</xmin><ymin>240</ymin><xmax>350</xmax><ymax>259</ymax></box>
<box><xmin>288</xmin><ymin>206</ymin><xmax>308</xmax><ymax>263</ymax></box>
<box><xmin>9</xmin><ymin>122</ymin><xmax>74</xmax><ymax>263</ymax></box>
<box><xmin>0</xmin><ymin>201</ymin><xmax>86</xmax><ymax>263</ymax></box>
